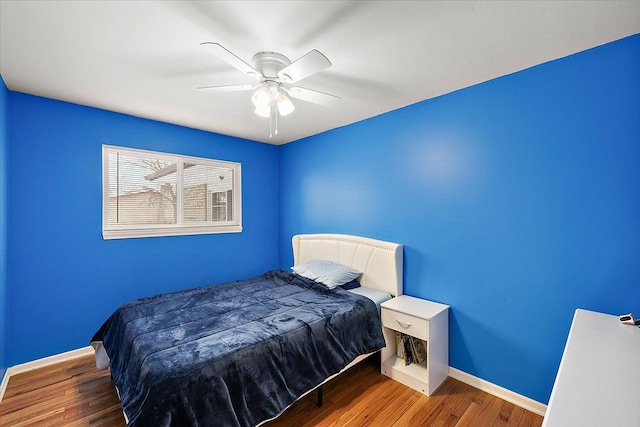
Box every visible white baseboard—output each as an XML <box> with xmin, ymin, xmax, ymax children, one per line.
<box><xmin>448</xmin><ymin>366</ymin><xmax>547</xmax><ymax>417</ymax></box>
<box><xmin>0</xmin><ymin>346</ymin><xmax>94</xmax><ymax>404</ymax></box>
<box><xmin>0</xmin><ymin>369</ymin><xmax>7</xmax><ymax>405</ymax></box>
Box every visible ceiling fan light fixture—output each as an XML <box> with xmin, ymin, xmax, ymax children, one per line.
<box><xmin>254</xmin><ymin>104</ymin><xmax>271</xmax><ymax>118</ymax></box>
<box><xmin>251</xmin><ymin>85</ymin><xmax>271</xmax><ymax>108</ymax></box>
<box><xmin>276</xmin><ymin>94</ymin><xmax>295</xmax><ymax>116</ymax></box>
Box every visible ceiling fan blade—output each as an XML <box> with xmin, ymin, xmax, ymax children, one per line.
<box><xmin>200</xmin><ymin>42</ymin><xmax>261</xmax><ymax>80</ymax></box>
<box><xmin>197</xmin><ymin>84</ymin><xmax>257</xmax><ymax>92</ymax></box>
<box><xmin>278</xmin><ymin>50</ymin><xmax>331</xmax><ymax>83</ymax></box>
<box><xmin>286</xmin><ymin>86</ymin><xmax>340</xmax><ymax>107</ymax></box>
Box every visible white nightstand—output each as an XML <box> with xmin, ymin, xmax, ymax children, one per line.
<box><xmin>380</xmin><ymin>295</ymin><xmax>449</xmax><ymax>396</ymax></box>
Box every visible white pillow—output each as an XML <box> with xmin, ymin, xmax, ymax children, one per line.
<box><xmin>292</xmin><ymin>260</ymin><xmax>362</xmax><ymax>289</ymax></box>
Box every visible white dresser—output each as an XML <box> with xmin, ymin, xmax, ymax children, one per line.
<box><xmin>542</xmin><ymin>309</ymin><xmax>640</xmax><ymax>427</ymax></box>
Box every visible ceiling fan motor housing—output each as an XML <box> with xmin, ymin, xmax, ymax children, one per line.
<box><xmin>251</xmin><ymin>52</ymin><xmax>291</xmax><ymax>80</ymax></box>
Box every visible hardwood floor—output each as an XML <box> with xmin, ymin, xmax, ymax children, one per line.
<box><xmin>0</xmin><ymin>354</ymin><xmax>543</xmax><ymax>426</ymax></box>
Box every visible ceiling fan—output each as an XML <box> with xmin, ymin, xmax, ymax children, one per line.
<box><xmin>198</xmin><ymin>42</ymin><xmax>339</xmax><ymax>137</ymax></box>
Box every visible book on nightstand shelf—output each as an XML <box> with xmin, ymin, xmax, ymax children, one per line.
<box><xmin>395</xmin><ymin>332</ymin><xmax>405</xmax><ymax>359</ymax></box>
<box><xmin>395</xmin><ymin>331</ymin><xmax>427</xmax><ymax>367</ymax></box>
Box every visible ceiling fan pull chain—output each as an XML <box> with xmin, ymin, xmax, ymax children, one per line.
<box><xmin>275</xmin><ymin>109</ymin><xmax>279</xmax><ymax>135</ymax></box>
<box><xmin>269</xmin><ymin>104</ymin><xmax>273</xmax><ymax>138</ymax></box>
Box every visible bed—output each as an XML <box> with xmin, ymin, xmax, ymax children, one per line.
<box><xmin>91</xmin><ymin>233</ymin><xmax>403</xmax><ymax>426</ymax></box>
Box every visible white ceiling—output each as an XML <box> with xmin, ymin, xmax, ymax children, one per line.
<box><xmin>1</xmin><ymin>1</ymin><xmax>639</xmax><ymax>145</ymax></box>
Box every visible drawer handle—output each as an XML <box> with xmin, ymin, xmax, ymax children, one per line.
<box><xmin>396</xmin><ymin>320</ymin><xmax>411</xmax><ymax>328</ymax></box>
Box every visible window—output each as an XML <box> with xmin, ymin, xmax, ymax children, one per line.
<box><xmin>103</xmin><ymin>145</ymin><xmax>241</xmax><ymax>239</ymax></box>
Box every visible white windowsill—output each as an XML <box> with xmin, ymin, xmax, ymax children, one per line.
<box><xmin>103</xmin><ymin>225</ymin><xmax>242</xmax><ymax>239</ymax></box>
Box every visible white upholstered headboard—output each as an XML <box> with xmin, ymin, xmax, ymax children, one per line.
<box><xmin>292</xmin><ymin>234</ymin><xmax>403</xmax><ymax>297</ymax></box>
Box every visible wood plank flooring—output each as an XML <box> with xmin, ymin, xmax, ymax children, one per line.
<box><xmin>0</xmin><ymin>354</ymin><xmax>543</xmax><ymax>426</ymax></box>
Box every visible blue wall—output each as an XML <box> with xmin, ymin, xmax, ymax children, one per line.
<box><xmin>0</xmin><ymin>75</ymin><xmax>8</xmax><ymax>379</ymax></box>
<box><xmin>279</xmin><ymin>34</ymin><xmax>640</xmax><ymax>404</ymax></box>
<box><xmin>5</xmin><ymin>94</ymin><xmax>280</xmax><ymax>366</ymax></box>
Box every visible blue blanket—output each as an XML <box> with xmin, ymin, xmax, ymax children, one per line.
<box><xmin>91</xmin><ymin>270</ymin><xmax>385</xmax><ymax>426</ymax></box>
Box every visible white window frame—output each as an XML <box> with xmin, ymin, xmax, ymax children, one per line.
<box><xmin>102</xmin><ymin>145</ymin><xmax>242</xmax><ymax>239</ymax></box>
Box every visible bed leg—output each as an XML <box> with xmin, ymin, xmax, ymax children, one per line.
<box><xmin>317</xmin><ymin>385</ymin><xmax>323</xmax><ymax>407</ymax></box>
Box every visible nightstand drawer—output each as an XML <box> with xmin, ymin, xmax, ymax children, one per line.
<box><xmin>382</xmin><ymin>308</ymin><xmax>428</xmax><ymax>341</ymax></box>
